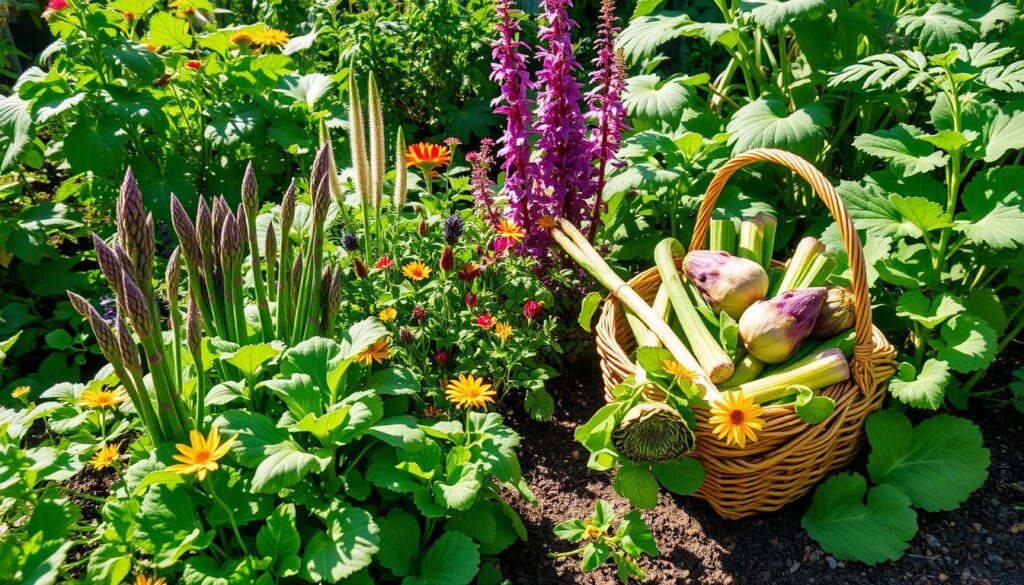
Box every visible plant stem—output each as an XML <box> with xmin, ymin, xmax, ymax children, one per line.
<box><xmin>205</xmin><ymin>478</ymin><xmax>250</xmax><ymax>556</ymax></box>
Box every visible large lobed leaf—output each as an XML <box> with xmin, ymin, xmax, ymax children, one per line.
<box><xmin>726</xmin><ymin>96</ymin><xmax>830</xmax><ymax>157</ymax></box>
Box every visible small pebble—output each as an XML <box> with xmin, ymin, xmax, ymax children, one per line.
<box><xmin>826</xmin><ymin>556</ymin><xmax>837</xmax><ymax>570</ymax></box>
<box><xmin>1010</xmin><ymin>522</ymin><xmax>1024</xmax><ymax>534</ymax></box>
<box><xmin>938</xmin><ymin>574</ymin><xmax>949</xmax><ymax>583</ymax></box>
<box><xmin>925</xmin><ymin>534</ymin><xmax>941</xmax><ymax>548</ymax></box>
<box><xmin>789</xmin><ymin>561</ymin><xmax>800</xmax><ymax>574</ymax></box>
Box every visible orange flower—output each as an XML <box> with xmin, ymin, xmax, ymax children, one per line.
<box><xmin>457</xmin><ymin>262</ymin><xmax>481</xmax><ymax>281</ymax></box>
<box><xmin>11</xmin><ymin>385</ymin><xmax>30</xmax><ymax>399</ymax></box>
<box><xmin>405</xmin><ymin>143</ymin><xmax>451</xmax><ymax>176</ymax></box>
<box><xmin>79</xmin><ymin>388</ymin><xmax>127</xmax><ymax>410</ymax></box>
<box><xmin>251</xmin><ymin>28</ymin><xmax>290</xmax><ymax>48</ymax></box>
<box><xmin>355</xmin><ymin>338</ymin><xmax>391</xmax><ymax>366</ymax></box>
<box><xmin>423</xmin><ymin>405</ymin><xmax>445</xmax><ymax>419</ymax></box>
<box><xmin>536</xmin><ymin>215</ymin><xmax>557</xmax><ymax>230</ymax></box>
<box><xmin>135</xmin><ymin>575</ymin><xmax>166</xmax><ymax>585</ymax></box>
<box><xmin>229</xmin><ymin>32</ymin><xmax>254</xmax><ymax>45</ymax></box>
<box><xmin>402</xmin><ymin>261</ymin><xmax>432</xmax><ymax>281</ymax></box>
<box><xmin>494</xmin><ymin>322</ymin><xmax>513</xmax><ymax>342</ymax></box>
<box><xmin>494</xmin><ymin>219</ymin><xmax>525</xmax><ymax>252</ymax></box>
<box><xmin>166</xmin><ymin>426</ymin><xmax>237</xmax><ymax>481</ymax></box>
<box><xmin>662</xmin><ymin>359</ymin><xmax>696</xmax><ymax>381</ymax></box>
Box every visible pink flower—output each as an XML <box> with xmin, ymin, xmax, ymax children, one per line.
<box><xmin>186</xmin><ymin>60</ymin><xmax>202</xmax><ymax>69</ymax></box>
<box><xmin>523</xmin><ymin>300</ymin><xmax>543</xmax><ymax>321</ymax></box>
<box><xmin>375</xmin><ymin>256</ymin><xmax>395</xmax><ymax>270</ymax></box>
<box><xmin>475</xmin><ymin>314</ymin><xmax>496</xmax><ymax>329</ymax></box>
<box><xmin>47</xmin><ymin>0</ymin><xmax>69</xmax><ymax>11</ymax></box>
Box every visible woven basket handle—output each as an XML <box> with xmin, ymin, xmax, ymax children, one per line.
<box><xmin>687</xmin><ymin>148</ymin><xmax>876</xmax><ymax>392</ymax></box>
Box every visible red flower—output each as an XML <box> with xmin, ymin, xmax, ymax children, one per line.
<box><xmin>439</xmin><ymin>246</ymin><xmax>454</xmax><ymax>272</ymax></box>
<box><xmin>433</xmin><ymin>349</ymin><xmax>449</xmax><ymax>365</ymax></box>
<box><xmin>123</xmin><ymin>11</ymin><xmax>136</xmax><ymax>20</ymax></box>
<box><xmin>374</xmin><ymin>256</ymin><xmax>395</xmax><ymax>270</ymax></box>
<box><xmin>493</xmin><ymin>219</ymin><xmax>526</xmax><ymax>253</ymax></box>
<box><xmin>418</xmin><ymin>218</ymin><xmax>428</xmax><ymax>237</ymax></box>
<box><xmin>47</xmin><ymin>0</ymin><xmax>69</xmax><ymax>11</ymax></box>
<box><xmin>464</xmin><ymin>291</ymin><xmax>478</xmax><ymax>308</ymax></box>
<box><xmin>352</xmin><ymin>257</ymin><xmax>368</xmax><ymax>279</ymax></box>
<box><xmin>412</xmin><ymin>306</ymin><xmax>427</xmax><ymax>322</ymax></box>
<box><xmin>186</xmin><ymin>60</ymin><xmax>202</xmax><ymax>69</ymax></box>
<box><xmin>523</xmin><ymin>300</ymin><xmax>543</xmax><ymax>321</ymax></box>
<box><xmin>475</xmin><ymin>314</ymin><xmax>496</xmax><ymax>329</ymax></box>
<box><xmin>457</xmin><ymin>262</ymin><xmax>481</xmax><ymax>282</ymax></box>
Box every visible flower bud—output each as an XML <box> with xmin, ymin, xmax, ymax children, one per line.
<box><xmin>738</xmin><ymin>287</ymin><xmax>826</xmax><ymax>363</ymax></box>
<box><xmin>418</xmin><ymin>218</ymin><xmax>427</xmax><ymax>237</ymax></box>
<box><xmin>523</xmin><ymin>300</ymin><xmax>542</xmax><ymax>321</ymax></box>
<box><xmin>342</xmin><ymin>231</ymin><xmax>359</xmax><ymax>252</ymax></box>
<box><xmin>433</xmin><ymin>349</ymin><xmax>449</xmax><ymax>365</ymax></box>
<box><xmin>412</xmin><ymin>306</ymin><xmax>427</xmax><ymax>322</ymax></box>
<box><xmin>399</xmin><ymin>327</ymin><xmax>414</xmax><ymax>344</ymax></box>
<box><xmin>439</xmin><ymin>246</ymin><xmax>454</xmax><ymax>272</ymax></box>
<box><xmin>813</xmin><ymin>286</ymin><xmax>856</xmax><ymax>338</ymax></box>
<box><xmin>464</xmin><ymin>291</ymin><xmax>478</xmax><ymax>308</ymax></box>
<box><xmin>683</xmin><ymin>250</ymin><xmax>768</xmax><ymax>319</ymax></box>
<box><xmin>352</xmin><ymin>257</ymin><xmax>368</xmax><ymax>279</ymax></box>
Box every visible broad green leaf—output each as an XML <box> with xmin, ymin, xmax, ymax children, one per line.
<box><xmin>888</xmin><ymin>359</ymin><xmax>949</xmax><ymax>410</ymax></box>
<box><xmin>257</xmin><ymin>504</ymin><xmax>301</xmax><ymax>577</ymax></box>
<box><xmin>366</xmin><ymin>365</ymin><xmax>419</xmax><ymax>396</ymax></box>
<box><xmin>277</xmin><ymin>73</ymin><xmax>335</xmax><ymax>110</ymax></box>
<box><xmin>897</xmin><ymin>4</ymin><xmax>978</xmax><ymax>52</ymax></box>
<box><xmin>895</xmin><ymin>290</ymin><xmax>964</xmax><ymax>329</ymax></box>
<box><xmin>578</xmin><ymin>292</ymin><xmax>603</xmax><ymax>332</ymax></box>
<box><xmin>44</xmin><ymin>330</ymin><xmax>74</xmax><ymax>350</ymax></box>
<box><xmin>979</xmin><ymin>110</ymin><xmax>1024</xmax><ymax>163</ymax></box>
<box><xmin>216</xmin><ymin>411</ymin><xmax>289</xmax><ymax>466</ymax></box>
<box><xmin>261</xmin><ymin>374</ymin><xmax>319</xmax><ymax>418</ymax></box>
<box><xmin>617</xmin><ymin>12</ymin><xmax>691</xmax><ymax>63</ymax></box>
<box><xmin>866</xmin><ymin>410</ymin><xmax>989</xmax><ymax>511</ymax></box>
<box><xmin>145</xmin><ymin>12</ymin><xmax>192</xmax><ymax>50</ymax></box>
<box><xmin>338</xmin><ymin>318</ymin><xmax>388</xmax><ymax>361</ymax></box>
<box><xmin>613</xmin><ymin>462</ymin><xmax>660</xmax><ymax>509</ymax></box>
<box><xmin>963</xmin><ymin>288</ymin><xmax>1007</xmax><ymax>335</ymax></box>
<box><xmin>302</xmin><ymin>506</ymin><xmax>380</xmax><ymax>583</ymax></box>
<box><xmin>85</xmin><ymin>544</ymin><xmax>132</xmax><ymax>585</ymax></box>
<box><xmin>852</xmin><ymin>124</ymin><xmax>947</xmax><ymax>176</ymax></box>
<box><xmin>651</xmin><ymin>457</ymin><xmax>704</xmax><ymax>495</ymax></box>
<box><xmin>794</xmin><ymin>386</ymin><xmax>835</xmax><ymax>424</ymax></box>
<box><xmin>181</xmin><ymin>556</ymin><xmax>270</xmax><ymax>584</ymax></box>
<box><xmin>957</xmin><ymin>166</ymin><xmax>1024</xmax><ymax>249</ymax></box>
<box><xmin>20</xmin><ymin>540</ymin><xmax>72</xmax><ymax>585</ymax></box>
<box><xmin>204</xmin><ymin>105</ymin><xmax>265</xmax><ymax>148</ymax></box>
<box><xmin>225</xmin><ymin>343</ymin><xmax>280</xmax><ymax>377</ymax></box>
<box><xmin>740</xmin><ymin>0</ymin><xmax>840</xmax><ymax>32</ymax></box>
<box><xmin>0</xmin><ymin>94</ymin><xmax>35</xmax><ymax>172</ymax></box>
<box><xmin>282</xmin><ymin>337</ymin><xmax>342</xmax><ymax>394</ymax></box>
<box><xmin>433</xmin><ymin>465</ymin><xmax>482</xmax><ymax>511</ymax></box>
<box><xmin>934</xmin><ymin>315</ymin><xmax>996</xmax><ymax>373</ymax></box>
<box><xmin>63</xmin><ymin>118</ymin><xmax>127</xmax><ymax>177</ymax></box>
<box><xmin>802</xmin><ymin>473</ymin><xmax>917</xmax><ymax>564</ymax></box>
<box><xmin>918</xmin><ymin>129</ymin><xmax>972</xmax><ymax>152</ymax></box>
<box><xmin>524</xmin><ymin>387</ymin><xmax>554</xmax><ymax>422</ymax></box>
<box><xmin>376</xmin><ymin>508</ymin><xmax>420</xmax><ymax>577</ymax></box>
<box><xmin>615</xmin><ymin>510</ymin><xmax>660</xmax><ymax>558</ymax></box>
<box><xmin>726</xmin><ymin>96</ymin><xmax>830</xmax><ymax>157</ymax></box>
<box><xmin>406</xmin><ymin>531</ymin><xmax>480</xmax><ymax>585</ymax></box>
<box><xmin>623</xmin><ymin>75</ymin><xmax>693</xmax><ymax>121</ymax></box>
<box><xmin>252</xmin><ymin>442</ymin><xmax>325</xmax><ymax>493</ymax></box>
<box><xmin>369</xmin><ymin>416</ymin><xmax>427</xmax><ymax>448</ymax></box>
<box><xmin>553</xmin><ymin>518</ymin><xmax>588</xmax><ymax>542</ymax></box>
<box><xmin>137</xmin><ymin>485</ymin><xmax>213</xmax><ymax>567</ymax></box>
<box><xmin>836</xmin><ymin>180</ymin><xmax>917</xmax><ymax>239</ymax></box>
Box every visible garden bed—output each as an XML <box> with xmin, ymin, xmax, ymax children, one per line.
<box><xmin>501</xmin><ymin>356</ymin><xmax>1024</xmax><ymax>585</ymax></box>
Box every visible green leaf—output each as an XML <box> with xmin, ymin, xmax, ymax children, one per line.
<box><xmin>303</xmin><ymin>506</ymin><xmax>380</xmax><ymax>583</ymax></box>
<box><xmin>889</xmin><ymin>195</ymin><xmax>953</xmax><ymax>233</ymax></box>
<box><xmin>377</xmin><ymin>508</ymin><xmax>420</xmax><ymax>577</ymax></box>
<box><xmin>433</xmin><ymin>464</ymin><xmax>482</xmax><ymax>511</ymax></box>
<box><xmin>802</xmin><ymin>473</ymin><xmax>917</xmax><ymax>565</ymax></box>
<box><xmin>836</xmin><ymin>180</ymin><xmax>918</xmax><ymax>240</ymax></box>
<box><xmin>282</xmin><ymin>337</ymin><xmax>342</xmax><ymax>394</ymax></box>
<box><xmin>553</xmin><ymin>518</ymin><xmax>588</xmax><ymax>542</ymax></box>
<box><xmin>918</xmin><ymin>129</ymin><xmax>973</xmax><ymax>152</ymax></box>
<box><xmin>578</xmin><ymin>292</ymin><xmax>603</xmax><ymax>332</ymax></box>
<box><xmin>44</xmin><ymin>330</ymin><xmax>75</xmax><ymax>350</ymax></box>
<box><xmin>85</xmin><ymin>544</ymin><xmax>132</xmax><ymax>585</ymax></box>
<box><xmin>277</xmin><ymin>73</ymin><xmax>335</xmax><ymax>110</ymax></box>
<box><xmin>866</xmin><ymin>410</ymin><xmax>990</xmax><ymax>511</ymax></box>
<box><xmin>888</xmin><ymin>360</ymin><xmax>950</xmax><ymax>410</ymax></box>
<box><xmin>225</xmin><ymin>343</ymin><xmax>280</xmax><ymax>377</ymax></box>
<box><xmin>0</xmin><ymin>93</ymin><xmax>34</xmax><ymax>172</ymax></box>
<box><xmin>145</xmin><ymin>12</ymin><xmax>193</xmax><ymax>50</ymax></box>
<box><xmin>794</xmin><ymin>386</ymin><xmax>835</xmax><ymax>424</ymax></box>
<box><xmin>897</xmin><ymin>3</ymin><xmax>978</xmax><ymax>52</ymax></box>
<box><xmin>651</xmin><ymin>457</ymin><xmax>704</xmax><ymax>495</ymax></box>
<box><xmin>257</xmin><ymin>504</ymin><xmax>301</xmax><ymax>577</ymax></box>
<box><xmin>366</xmin><ymin>365</ymin><xmax>419</xmax><ymax>396</ymax></box>
<box><xmin>204</xmin><ymin>105</ymin><xmax>265</xmax><ymax>148</ymax></box>
<box><xmin>963</xmin><ymin>288</ymin><xmax>1007</xmax><ymax>335</ymax></box>
<box><xmin>895</xmin><ymin>291</ymin><xmax>964</xmax><ymax>329</ymax></box>
<box><xmin>623</xmin><ymin>75</ymin><xmax>693</xmax><ymax>121</ymax></box>
<box><xmin>957</xmin><ymin>167</ymin><xmax>1024</xmax><ymax>249</ymax></box>
<box><xmin>369</xmin><ymin>416</ymin><xmax>427</xmax><ymax>448</ymax></box>
<box><xmin>726</xmin><ymin>96</ymin><xmax>830</xmax><ymax>157</ymax></box>
<box><xmin>63</xmin><ymin>118</ymin><xmax>127</xmax><ymax>177</ymax></box>
<box><xmin>524</xmin><ymin>387</ymin><xmax>555</xmax><ymax>422</ymax></box>
<box><xmin>338</xmin><ymin>318</ymin><xmax>388</xmax><ymax>360</ymax></box>
<box><xmin>934</xmin><ymin>315</ymin><xmax>996</xmax><ymax>373</ymax></box>
<box><xmin>635</xmin><ymin>346</ymin><xmax>675</xmax><ymax>376</ymax></box>
<box><xmin>406</xmin><ymin>531</ymin><xmax>480</xmax><ymax>585</ymax></box>
<box><xmin>215</xmin><ymin>411</ymin><xmax>289</xmax><ymax>465</ymax></box>
<box><xmin>740</xmin><ymin>0</ymin><xmax>840</xmax><ymax>32</ymax></box>
<box><xmin>615</xmin><ymin>510</ymin><xmax>660</xmax><ymax>558</ymax></box>
<box><xmin>252</xmin><ymin>442</ymin><xmax>325</xmax><ymax>493</ymax></box>
<box><xmin>613</xmin><ymin>462</ymin><xmax>660</xmax><ymax>509</ymax></box>
<box><xmin>617</xmin><ymin>12</ymin><xmax>691</xmax><ymax>64</ymax></box>
<box><xmin>852</xmin><ymin>124</ymin><xmax>947</xmax><ymax>176</ymax></box>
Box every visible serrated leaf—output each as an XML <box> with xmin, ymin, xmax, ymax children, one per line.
<box><xmin>524</xmin><ymin>387</ymin><xmax>554</xmax><ymax>421</ymax></box>
<box><xmin>726</xmin><ymin>96</ymin><xmax>830</xmax><ymax>156</ymax></box>
<box><xmin>889</xmin><ymin>194</ymin><xmax>952</xmax><ymax>233</ymax></box>
<box><xmin>613</xmin><ymin>462</ymin><xmax>660</xmax><ymax>509</ymax></box>
<box><xmin>918</xmin><ymin>129</ymin><xmax>972</xmax><ymax>152</ymax></box>
<box><xmin>257</xmin><ymin>504</ymin><xmax>301</xmax><ymax>577</ymax></box>
<box><xmin>302</xmin><ymin>506</ymin><xmax>380</xmax><ymax>583</ymax></box>
<box><xmin>408</xmin><ymin>531</ymin><xmax>480</xmax><ymax>585</ymax></box>
<box><xmin>979</xmin><ymin>110</ymin><xmax>1024</xmax><ymax>163</ymax></box>
<box><xmin>852</xmin><ymin>124</ymin><xmax>947</xmax><ymax>176</ymax></box>
<box><xmin>836</xmin><ymin>180</ymin><xmax>918</xmax><ymax>239</ymax></box>
<box><xmin>225</xmin><ymin>343</ymin><xmax>280</xmax><ymax>377</ymax></box>
<box><xmin>740</xmin><ymin>0</ymin><xmax>840</xmax><ymax>32</ymax></box>
<box><xmin>888</xmin><ymin>359</ymin><xmax>950</xmax><ymax>410</ymax></box>
<box><xmin>63</xmin><ymin>118</ymin><xmax>127</xmax><ymax>177</ymax></box>
<box><xmin>934</xmin><ymin>315</ymin><xmax>996</xmax><ymax>373</ymax></box>
<box><xmin>376</xmin><ymin>508</ymin><xmax>420</xmax><ymax>577</ymax></box>
<box><xmin>623</xmin><ymin>75</ymin><xmax>693</xmax><ymax>121</ymax></box>
<box><xmin>897</xmin><ymin>3</ymin><xmax>978</xmax><ymax>52</ymax></box>
<box><xmin>145</xmin><ymin>12</ymin><xmax>192</xmax><ymax>50</ymax></box>
<box><xmin>802</xmin><ymin>472</ymin><xmax>917</xmax><ymax>565</ymax></box>
<box><xmin>866</xmin><ymin>410</ymin><xmax>989</xmax><ymax>511</ymax></box>
<box><xmin>895</xmin><ymin>290</ymin><xmax>964</xmax><ymax>329</ymax></box>
<box><xmin>617</xmin><ymin>12</ymin><xmax>691</xmax><ymax>63</ymax></box>
<box><xmin>956</xmin><ymin>166</ymin><xmax>1024</xmax><ymax>248</ymax></box>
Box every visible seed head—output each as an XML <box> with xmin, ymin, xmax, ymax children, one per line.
<box><xmin>166</xmin><ymin>247</ymin><xmax>181</xmax><ymax>298</ymax></box>
<box><xmin>116</xmin><ymin>316</ymin><xmax>142</xmax><ymax>376</ymax></box>
<box><xmin>342</xmin><ymin>231</ymin><xmax>359</xmax><ymax>251</ymax></box>
<box><xmin>185</xmin><ymin>298</ymin><xmax>202</xmax><ymax>355</ymax></box>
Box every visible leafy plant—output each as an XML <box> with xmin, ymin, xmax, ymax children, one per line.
<box><xmin>550</xmin><ymin>499</ymin><xmax>660</xmax><ymax>583</ymax></box>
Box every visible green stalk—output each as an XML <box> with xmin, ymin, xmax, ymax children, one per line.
<box><xmin>795</xmin><ymin>254</ymin><xmax>836</xmax><ymax>290</ymax></box>
<box><xmin>762</xmin><ymin>330</ymin><xmax>856</xmax><ymax>377</ymax></box>
<box><xmin>245</xmin><ymin>217</ymin><xmax>274</xmax><ymax>342</ymax></box>
<box><xmin>724</xmin><ymin>351</ymin><xmax>764</xmax><ymax>386</ymax></box>
<box><xmin>709</xmin><ymin>218</ymin><xmax>738</xmax><ymax>254</ymax></box>
<box><xmin>552</xmin><ymin>221</ymin><xmax>722</xmax><ymax>401</ymax></box>
<box><xmin>231</xmin><ymin>259</ymin><xmax>247</xmax><ymax>344</ymax></box>
<box><xmin>775</xmin><ymin>236</ymin><xmax>826</xmax><ymax>294</ymax></box>
<box><xmin>631</xmin><ymin>285</ymin><xmax>671</xmax><ymax>384</ymax></box>
<box><xmin>654</xmin><ymin>238</ymin><xmax>734</xmax><ymax>383</ymax></box>
<box><xmin>737</xmin><ymin>219</ymin><xmax>765</xmax><ymax>266</ymax></box>
<box><xmin>723</xmin><ymin>348</ymin><xmax>851</xmax><ymax>403</ymax></box>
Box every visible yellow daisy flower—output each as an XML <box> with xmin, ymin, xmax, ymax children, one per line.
<box><xmin>402</xmin><ymin>261</ymin><xmax>432</xmax><ymax>281</ymax></box>
<box><xmin>708</xmin><ymin>391</ymin><xmax>766</xmax><ymax>448</ymax></box>
<box><xmin>661</xmin><ymin>359</ymin><xmax>696</xmax><ymax>381</ymax></box>
<box><xmin>494</xmin><ymin>322</ymin><xmax>513</xmax><ymax>342</ymax></box>
<box><xmin>378</xmin><ymin>307</ymin><xmax>398</xmax><ymax>322</ymax></box>
<box><xmin>445</xmin><ymin>374</ymin><xmax>497</xmax><ymax>410</ymax></box>
<box><xmin>229</xmin><ymin>32</ymin><xmax>254</xmax><ymax>45</ymax></box>
<box><xmin>355</xmin><ymin>338</ymin><xmax>391</xmax><ymax>366</ymax></box>
<box><xmin>11</xmin><ymin>385</ymin><xmax>30</xmax><ymax>399</ymax></box>
<box><xmin>90</xmin><ymin>443</ymin><xmax>121</xmax><ymax>470</ymax></box>
<box><xmin>79</xmin><ymin>388</ymin><xmax>127</xmax><ymax>410</ymax></box>
<box><xmin>251</xmin><ymin>28</ymin><xmax>290</xmax><ymax>48</ymax></box>
<box><xmin>166</xmin><ymin>426</ymin><xmax>237</xmax><ymax>481</ymax></box>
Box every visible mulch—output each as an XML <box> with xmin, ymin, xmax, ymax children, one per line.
<box><xmin>499</xmin><ymin>357</ymin><xmax>1024</xmax><ymax>585</ymax></box>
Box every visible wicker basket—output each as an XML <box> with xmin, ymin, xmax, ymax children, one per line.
<box><xmin>594</xmin><ymin>149</ymin><xmax>898</xmax><ymax>520</ymax></box>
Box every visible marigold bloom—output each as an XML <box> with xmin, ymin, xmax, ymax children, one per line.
<box><xmin>251</xmin><ymin>28</ymin><xmax>290</xmax><ymax>48</ymax></box>
<box><xmin>405</xmin><ymin>143</ymin><xmax>451</xmax><ymax>175</ymax></box>
<box><xmin>378</xmin><ymin>307</ymin><xmax>397</xmax><ymax>322</ymax></box>
<box><xmin>445</xmin><ymin>374</ymin><xmax>497</xmax><ymax>409</ymax></box>
<box><xmin>662</xmin><ymin>359</ymin><xmax>696</xmax><ymax>381</ymax></box>
<box><xmin>494</xmin><ymin>322</ymin><xmax>513</xmax><ymax>341</ymax></box>
<box><xmin>458</xmin><ymin>262</ymin><xmax>481</xmax><ymax>282</ymax></box>
<box><xmin>90</xmin><ymin>443</ymin><xmax>120</xmax><ymax>470</ymax></box>
<box><xmin>708</xmin><ymin>391</ymin><xmax>766</xmax><ymax>448</ymax></box>
<box><xmin>135</xmin><ymin>575</ymin><xmax>166</xmax><ymax>585</ymax></box>
<box><xmin>494</xmin><ymin>219</ymin><xmax>526</xmax><ymax>252</ymax></box>
<box><xmin>402</xmin><ymin>261</ymin><xmax>431</xmax><ymax>281</ymax></box>
<box><xmin>475</xmin><ymin>313</ymin><xmax>496</xmax><ymax>329</ymax></box>
<box><xmin>230</xmin><ymin>32</ymin><xmax>254</xmax><ymax>45</ymax></box>
<box><xmin>375</xmin><ymin>255</ymin><xmax>395</xmax><ymax>270</ymax></box>
<box><xmin>79</xmin><ymin>388</ymin><xmax>127</xmax><ymax>410</ymax></box>
<box><xmin>166</xmin><ymin>426</ymin><xmax>237</xmax><ymax>481</ymax></box>
<box><xmin>536</xmin><ymin>215</ymin><xmax>557</xmax><ymax>230</ymax></box>
<box><xmin>355</xmin><ymin>338</ymin><xmax>391</xmax><ymax>366</ymax></box>
<box><xmin>11</xmin><ymin>386</ymin><xmax>30</xmax><ymax>399</ymax></box>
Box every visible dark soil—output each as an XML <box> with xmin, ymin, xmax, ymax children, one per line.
<box><xmin>500</xmin><ymin>358</ymin><xmax>1024</xmax><ymax>585</ymax></box>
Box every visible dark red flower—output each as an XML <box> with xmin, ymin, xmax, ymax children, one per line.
<box><xmin>434</xmin><ymin>349</ymin><xmax>449</xmax><ymax>365</ymax></box>
<box><xmin>186</xmin><ymin>60</ymin><xmax>202</xmax><ymax>69</ymax></box>
<box><xmin>399</xmin><ymin>327</ymin><xmax>414</xmax><ymax>344</ymax></box>
<box><xmin>412</xmin><ymin>306</ymin><xmax>427</xmax><ymax>322</ymax></box>
<box><xmin>439</xmin><ymin>246</ymin><xmax>454</xmax><ymax>272</ymax></box>
<box><xmin>418</xmin><ymin>218</ymin><xmax>428</xmax><ymax>237</ymax></box>
<box><xmin>475</xmin><ymin>313</ymin><xmax>496</xmax><ymax>329</ymax></box>
<box><xmin>464</xmin><ymin>291</ymin><xmax>478</xmax><ymax>308</ymax></box>
<box><xmin>352</xmin><ymin>257</ymin><xmax>368</xmax><ymax>279</ymax></box>
<box><xmin>523</xmin><ymin>300</ymin><xmax>543</xmax><ymax>321</ymax></box>
<box><xmin>457</xmin><ymin>262</ymin><xmax>481</xmax><ymax>282</ymax></box>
